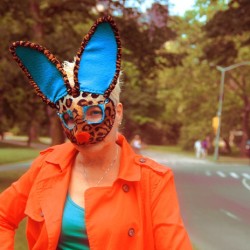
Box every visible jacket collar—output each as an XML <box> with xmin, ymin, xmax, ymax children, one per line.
<box><xmin>116</xmin><ymin>134</ymin><xmax>141</xmax><ymax>182</ymax></box>
<box><xmin>40</xmin><ymin>142</ymin><xmax>77</xmax><ymax>171</ymax></box>
<box><xmin>40</xmin><ymin>134</ymin><xmax>141</xmax><ymax>182</ymax></box>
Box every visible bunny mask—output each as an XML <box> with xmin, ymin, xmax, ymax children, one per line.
<box><xmin>9</xmin><ymin>16</ymin><xmax>122</xmax><ymax>145</ymax></box>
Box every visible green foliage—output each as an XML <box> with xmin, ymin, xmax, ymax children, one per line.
<box><xmin>201</xmin><ymin>0</ymin><xmax>250</xmax><ymax>153</ymax></box>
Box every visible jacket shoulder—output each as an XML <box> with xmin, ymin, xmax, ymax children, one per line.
<box><xmin>39</xmin><ymin>142</ymin><xmax>72</xmax><ymax>155</ymax></box>
<box><xmin>32</xmin><ymin>142</ymin><xmax>75</xmax><ymax>170</ymax></box>
<box><xmin>134</xmin><ymin>155</ymin><xmax>171</xmax><ymax>175</ymax></box>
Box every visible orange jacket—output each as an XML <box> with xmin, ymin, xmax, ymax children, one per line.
<box><xmin>0</xmin><ymin>134</ymin><xmax>192</xmax><ymax>250</ymax></box>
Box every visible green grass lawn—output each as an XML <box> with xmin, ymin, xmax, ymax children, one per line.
<box><xmin>0</xmin><ymin>142</ymin><xmax>40</xmax><ymax>165</ymax></box>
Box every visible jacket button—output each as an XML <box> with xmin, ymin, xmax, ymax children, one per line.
<box><xmin>128</xmin><ymin>228</ymin><xmax>135</xmax><ymax>237</ymax></box>
<box><xmin>122</xmin><ymin>184</ymin><xmax>130</xmax><ymax>192</ymax></box>
<box><xmin>139</xmin><ymin>158</ymin><xmax>146</xmax><ymax>163</ymax></box>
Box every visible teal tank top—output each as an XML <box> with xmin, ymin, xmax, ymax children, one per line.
<box><xmin>57</xmin><ymin>195</ymin><xmax>90</xmax><ymax>250</ymax></box>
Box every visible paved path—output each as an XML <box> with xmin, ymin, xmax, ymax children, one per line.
<box><xmin>1</xmin><ymin>139</ymin><xmax>48</xmax><ymax>150</ymax></box>
<box><xmin>0</xmin><ymin>161</ymin><xmax>33</xmax><ymax>172</ymax></box>
<box><xmin>0</xmin><ymin>139</ymin><xmax>48</xmax><ymax>172</ymax></box>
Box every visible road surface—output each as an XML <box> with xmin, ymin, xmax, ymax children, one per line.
<box><xmin>143</xmin><ymin>150</ymin><xmax>250</xmax><ymax>250</ymax></box>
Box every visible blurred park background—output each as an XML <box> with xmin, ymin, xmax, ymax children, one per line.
<box><xmin>0</xmin><ymin>0</ymin><xmax>250</xmax><ymax>159</ymax></box>
<box><xmin>1</xmin><ymin>1</ymin><xmax>250</xmax><ymax>249</ymax></box>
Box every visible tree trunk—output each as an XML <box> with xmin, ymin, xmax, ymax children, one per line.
<box><xmin>27</xmin><ymin>120</ymin><xmax>39</xmax><ymax>146</ymax></box>
<box><xmin>27</xmin><ymin>95</ymin><xmax>41</xmax><ymax>145</ymax></box>
<box><xmin>47</xmin><ymin>107</ymin><xmax>65</xmax><ymax>146</ymax></box>
<box><xmin>28</xmin><ymin>0</ymin><xmax>65</xmax><ymax>146</ymax></box>
<box><xmin>26</xmin><ymin>0</ymin><xmax>43</xmax><ymax>145</ymax></box>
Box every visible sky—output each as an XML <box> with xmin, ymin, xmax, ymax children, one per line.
<box><xmin>168</xmin><ymin>0</ymin><xmax>196</xmax><ymax>15</ymax></box>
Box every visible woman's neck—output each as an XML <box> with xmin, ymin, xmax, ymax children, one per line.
<box><xmin>76</xmin><ymin>141</ymin><xmax>119</xmax><ymax>169</ymax></box>
<box><xmin>73</xmin><ymin>141</ymin><xmax>120</xmax><ymax>187</ymax></box>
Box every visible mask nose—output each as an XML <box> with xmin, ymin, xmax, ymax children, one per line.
<box><xmin>75</xmin><ymin>131</ymin><xmax>91</xmax><ymax>144</ymax></box>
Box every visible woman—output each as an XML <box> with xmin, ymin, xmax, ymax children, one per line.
<box><xmin>0</xmin><ymin>16</ymin><xmax>192</xmax><ymax>249</ymax></box>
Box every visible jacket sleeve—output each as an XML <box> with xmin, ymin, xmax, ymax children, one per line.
<box><xmin>0</xmin><ymin>154</ymin><xmax>45</xmax><ymax>249</ymax></box>
<box><xmin>151</xmin><ymin>169</ymin><xmax>192</xmax><ymax>250</ymax></box>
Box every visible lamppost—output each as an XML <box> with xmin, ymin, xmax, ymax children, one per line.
<box><xmin>214</xmin><ymin>61</ymin><xmax>250</xmax><ymax>161</ymax></box>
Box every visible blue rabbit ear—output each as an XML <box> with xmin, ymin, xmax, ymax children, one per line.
<box><xmin>74</xmin><ymin>16</ymin><xmax>122</xmax><ymax>98</ymax></box>
<box><xmin>9</xmin><ymin>41</ymin><xmax>72</xmax><ymax>108</ymax></box>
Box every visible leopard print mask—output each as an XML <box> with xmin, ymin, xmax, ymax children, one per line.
<box><xmin>9</xmin><ymin>16</ymin><xmax>121</xmax><ymax>145</ymax></box>
<box><xmin>56</xmin><ymin>93</ymin><xmax>116</xmax><ymax>144</ymax></box>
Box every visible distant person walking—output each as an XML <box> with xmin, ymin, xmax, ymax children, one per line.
<box><xmin>201</xmin><ymin>139</ymin><xmax>208</xmax><ymax>159</ymax></box>
<box><xmin>194</xmin><ymin>140</ymin><xmax>202</xmax><ymax>158</ymax></box>
<box><xmin>131</xmin><ymin>134</ymin><xmax>142</xmax><ymax>154</ymax></box>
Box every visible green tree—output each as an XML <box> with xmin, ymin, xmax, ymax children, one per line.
<box><xmin>204</xmin><ymin>0</ymin><xmax>250</xmax><ymax>154</ymax></box>
<box><xmin>151</xmin><ymin>1</ymin><xmax>230</xmax><ymax>149</ymax></box>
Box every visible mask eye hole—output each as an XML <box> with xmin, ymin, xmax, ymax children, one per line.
<box><xmin>84</xmin><ymin>105</ymin><xmax>104</xmax><ymax>124</ymax></box>
<box><xmin>58</xmin><ymin>110</ymin><xmax>75</xmax><ymax>130</ymax></box>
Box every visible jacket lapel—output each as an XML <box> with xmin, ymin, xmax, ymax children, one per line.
<box><xmin>35</xmin><ymin>143</ymin><xmax>77</xmax><ymax>249</ymax></box>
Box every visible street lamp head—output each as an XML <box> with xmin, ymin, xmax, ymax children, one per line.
<box><xmin>216</xmin><ymin>61</ymin><xmax>250</xmax><ymax>72</ymax></box>
<box><xmin>216</xmin><ymin>65</ymin><xmax>224</xmax><ymax>71</ymax></box>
